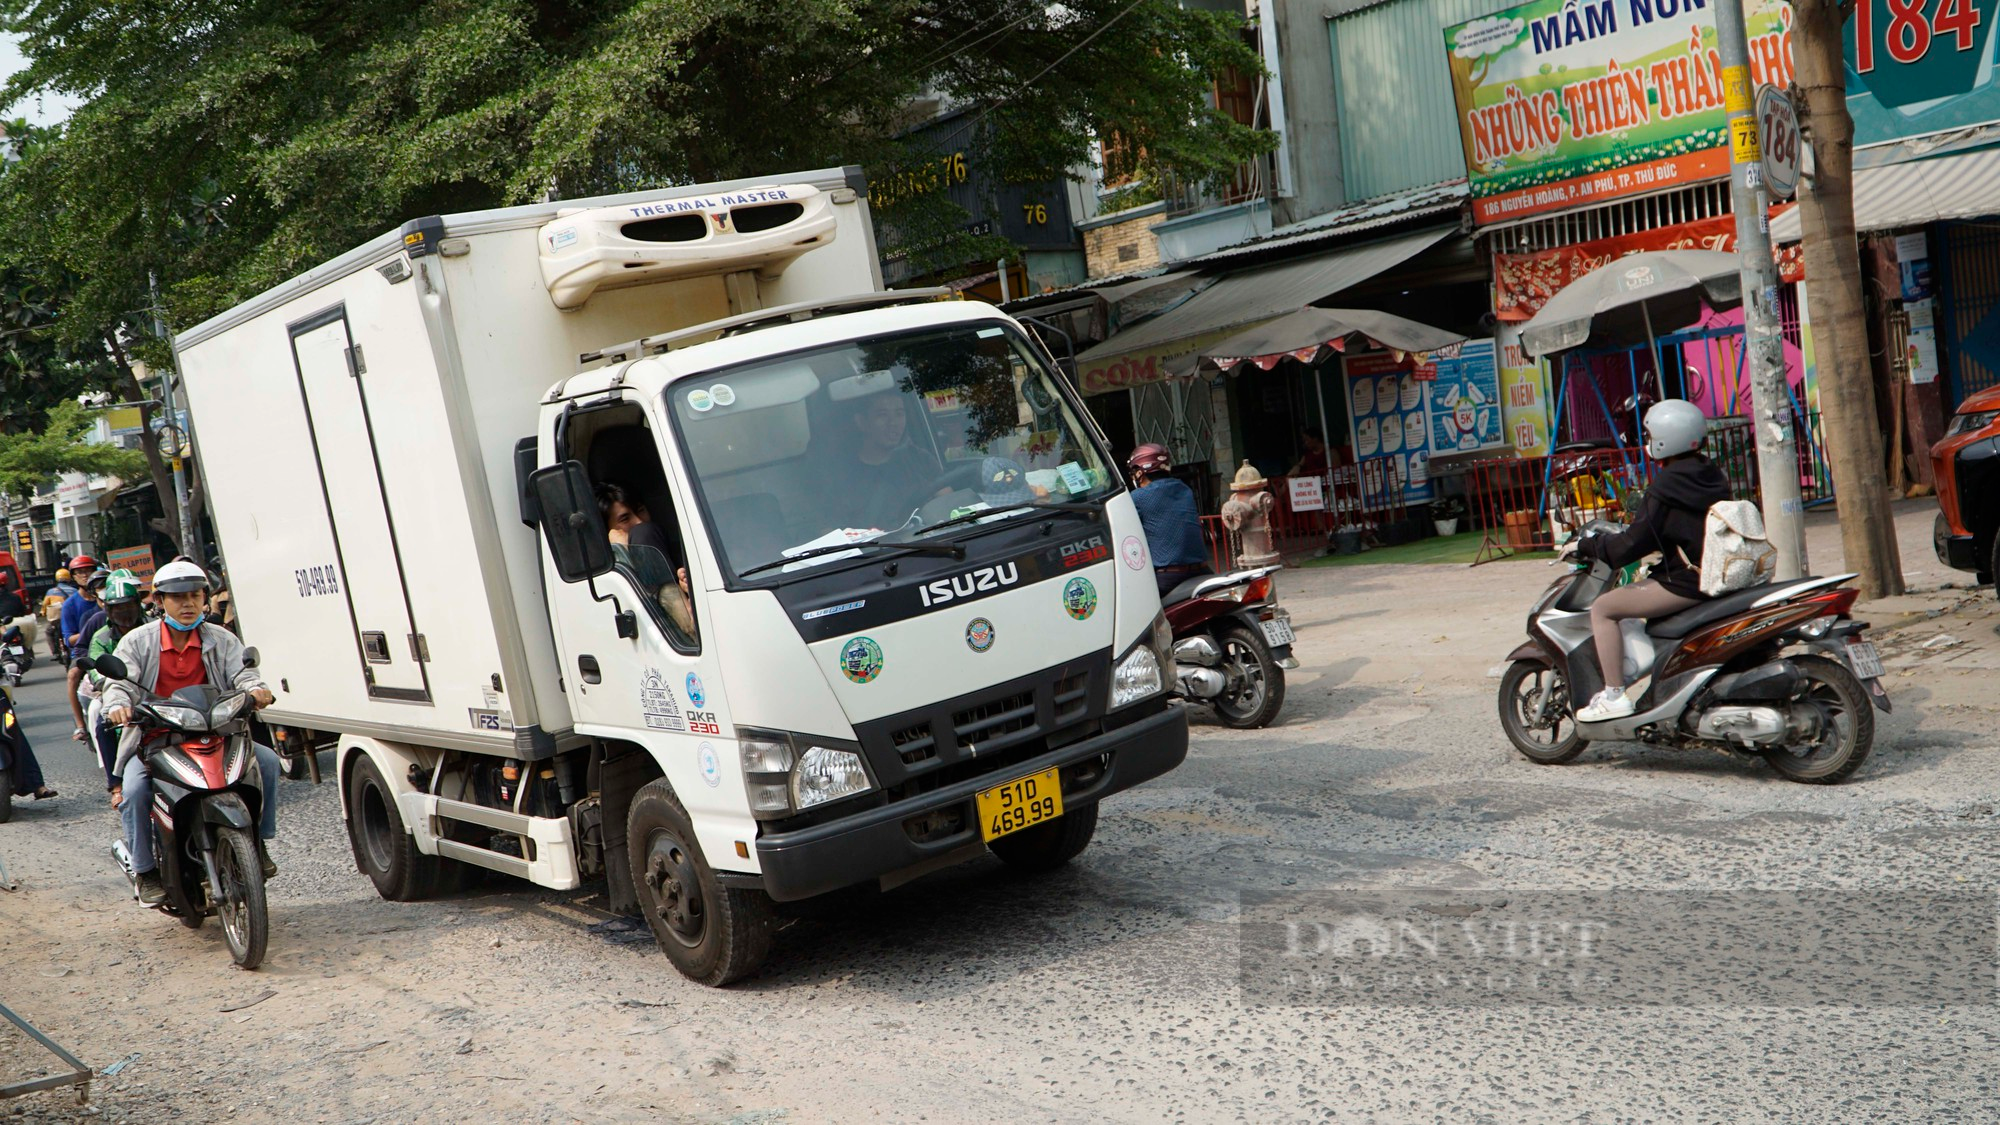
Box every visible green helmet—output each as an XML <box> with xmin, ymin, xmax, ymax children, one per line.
<box><xmin>101</xmin><ymin>569</ymin><xmax>144</xmax><ymax>606</ymax></box>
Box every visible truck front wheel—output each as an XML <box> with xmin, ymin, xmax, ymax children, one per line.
<box><xmin>347</xmin><ymin>755</ymin><xmax>439</xmax><ymax>901</ymax></box>
<box><xmin>989</xmin><ymin>803</ymin><xmax>1098</xmax><ymax>873</ymax></box>
<box><xmin>627</xmin><ymin>779</ymin><xmax>773</xmax><ymax>986</ymax></box>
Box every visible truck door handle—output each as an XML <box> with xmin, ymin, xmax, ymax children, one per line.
<box><xmin>578</xmin><ymin>655</ymin><xmax>602</xmax><ymax>684</ymax></box>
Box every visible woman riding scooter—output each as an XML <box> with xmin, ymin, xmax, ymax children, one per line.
<box><xmin>1570</xmin><ymin>399</ymin><xmax>1730</xmax><ymax>722</ymax></box>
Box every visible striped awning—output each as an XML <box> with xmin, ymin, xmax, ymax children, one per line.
<box><xmin>1770</xmin><ymin>147</ymin><xmax>2000</xmax><ymax>243</ymax></box>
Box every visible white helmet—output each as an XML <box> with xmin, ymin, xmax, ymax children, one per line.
<box><xmin>1643</xmin><ymin>399</ymin><xmax>1706</xmax><ymax>460</ymax></box>
<box><xmin>151</xmin><ymin>558</ymin><xmax>212</xmax><ymax>595</ymax></box>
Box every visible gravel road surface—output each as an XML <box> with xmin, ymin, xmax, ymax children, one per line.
<box><xmin>4</xmin><ymin>501</ymin><xmax>1997</xmax><ymax>1123</ymax></box>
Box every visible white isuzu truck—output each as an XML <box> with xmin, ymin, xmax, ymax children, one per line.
<box><xmin>176</xmin><ymin>167</ymin><xmax>1189</xmax><ymax>984</ymax></box>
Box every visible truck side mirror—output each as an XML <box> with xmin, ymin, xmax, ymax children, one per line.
<box><xmin>529</xmin><ymin>461</ymin><xmax>615</xmax><ymax>583</ymax></box>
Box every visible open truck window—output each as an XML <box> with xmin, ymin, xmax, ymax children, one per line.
<box><xmin>565</xmin><ymin>402</ymin><xmax>699</xmax><ymax>650</ymax></box>
<box><xmin>668</xmin><ymin>321</ymin><xmax>1117</xmax><ymax>583</ymax></box>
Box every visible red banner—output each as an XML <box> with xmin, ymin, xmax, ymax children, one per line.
<box><xmin>1494</xmin><ymin>213</ymin><xmax>1806</xmax><ymax>322</ymax></box>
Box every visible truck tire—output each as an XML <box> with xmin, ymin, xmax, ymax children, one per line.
<box><xmin>347</xmin><ymin>755</ymin><xmax>439</xmax><ymax>902</ymax></box>
<box><xmin>627</xmin><ymin>779</ymin><xmax>773</xmax><ymax>986</ymax></box>
<box><xmin>989</xmin><ymin>802</ymin><xmax>1097</xmax><ymax>873</ymax></box>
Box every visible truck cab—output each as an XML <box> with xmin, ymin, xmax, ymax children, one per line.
<box><xmin>524</xmin><ymin>294</ymin><xmax>1187</xmax><ymax>982</ymax></box>
<box><xmin>1931</xmin><ymin>384</ymin><xmax>2000</xmax><ymax>590</ymax></box>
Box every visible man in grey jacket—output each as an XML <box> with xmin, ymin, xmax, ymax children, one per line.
<box><xmin>103</xmin><ymin>559</ymin><xmax>280</xmax><ymax>905</ymax></box>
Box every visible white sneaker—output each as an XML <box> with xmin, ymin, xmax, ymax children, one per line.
<box><xmin>1577</xmin><ymin>686</ymin><xmax>1635</xmax><ymax>722</ymax></box>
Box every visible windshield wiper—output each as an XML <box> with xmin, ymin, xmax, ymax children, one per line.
<box><xmin>738</xmin><ymin>538</ymin><xmax>965</xmax><ymax>579</ymax></box>
<box><xmin>919</xmin><ymin>500</ymin><xmax>1101</xmax><ymax>536</ymax></box>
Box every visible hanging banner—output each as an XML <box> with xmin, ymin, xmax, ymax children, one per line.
<box><xmin>1493</xmin><ymin>213</ymin><xmax>1806</xmax><ymax>321</ymax></box>
<box><xmin>1444</xmin><ymin>0</ymin><xmax>1795</xmax><ymax>225</ymax></box>
<box><xmin>1497</xmin><ymin>324</ymin><xmax>1554</xmax><ymax>456</ymax></box>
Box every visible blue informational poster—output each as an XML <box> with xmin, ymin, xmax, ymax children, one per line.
<box><xmin>1343</xmin><ymin>352</ymin><xmax>1434</xmax><ymax>508</ymax></box>
<box><xmin>1424</xmin><ymin>339</ymin><xmax>1504</xmax><ymax>455</ymax></box>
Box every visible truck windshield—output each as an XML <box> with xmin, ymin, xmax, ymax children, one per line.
<box><xmin>668</xmin><ymin>321</ymin><xmax>1117</xmax><ymax>581</ymax></box>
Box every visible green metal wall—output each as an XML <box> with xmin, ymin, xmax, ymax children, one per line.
<box><xmin>1329</xmin><ymin>0</ymin><xmax>1517</xmax><ymax>202</ymax></box>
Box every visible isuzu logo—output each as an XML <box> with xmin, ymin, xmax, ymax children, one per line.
<box><xmin>919</xmin><ymin>562</ymin><xmax>1020</xmax><ymax>607</ymax></box>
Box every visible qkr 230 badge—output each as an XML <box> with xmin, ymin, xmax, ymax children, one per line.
<box><xmin>1062</xmin><ymin>577</ymin><xmax>1097</xmax><ymax>621</ymax></box>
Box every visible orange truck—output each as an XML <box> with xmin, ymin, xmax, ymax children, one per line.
<box><xmin>1931</xmin><ymin>384</ymin><xmax>2000</xmax><ymax>593</ymax></box>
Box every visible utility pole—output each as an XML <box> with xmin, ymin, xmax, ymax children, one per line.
<box><xmin>1716</xmin><ymin>0</ymin><xmax>1807</xmax><ymax>580</ymax></box>
<box><xmin>1788</xmin><ymin>0</ymin><xmax>1905</xmax><ymax>600</ymax></box>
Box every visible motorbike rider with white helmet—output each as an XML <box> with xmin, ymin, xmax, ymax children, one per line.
<box><xmin>101</xmin><ymin>558</ymin><xmax>281</xmax><ymax>905</ymax></box>
<box><xmin>1571</xmin><ymin>400</ymin><xmax>1731</xmax><ymax>722</ymax></box>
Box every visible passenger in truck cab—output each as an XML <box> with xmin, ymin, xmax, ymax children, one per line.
<box><xmin>102</xmin><ymin>559</ymin><xmax>281</xmax><ymax>905</ymax></box>
<box><xmin>596</xmin><ymin>482</ymin><xmax>697</xmax><ymax>641</ymax></box>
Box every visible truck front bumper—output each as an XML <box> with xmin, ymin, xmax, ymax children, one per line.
<box><xmin>753</xmin><ymin>701</ymin><xmax>1189</xmax><ymax>902</ymax></box>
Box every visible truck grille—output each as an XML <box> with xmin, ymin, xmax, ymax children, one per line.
<box><xmin>858</xmin><ymin>653</ymin><xmax>1109</xmax><ymax>793</ymax></box>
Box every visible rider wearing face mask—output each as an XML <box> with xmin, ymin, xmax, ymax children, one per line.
<box><xmin>101</xmin><ymin>559</ymin><xmax>281</xmax><ymax>905</ymax></box>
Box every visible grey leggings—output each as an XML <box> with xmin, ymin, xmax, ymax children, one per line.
<box><xmin>1591</xmin><ymin>579</ymin><xmax>1701</xmax><ymax>689</ymax></box>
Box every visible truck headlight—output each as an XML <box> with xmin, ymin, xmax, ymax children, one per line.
<box><xmin>791</xmin><ymin>746</ymin><xmax>873</xmax><ymax>809</ymax></box>
<box><xmin>1109</xmin><ymin>612</ymin><xmax>1172</xmax><ymax>710</ymax></box>
<box><xmin>739</xmin><ymin>731</ymin><xmax>795</xmax><ymax>817</ymax></box>
<box><xmin>739</xmin><ymin>729</ymin><xmax>874</xmax><ymax>818</ymax></box>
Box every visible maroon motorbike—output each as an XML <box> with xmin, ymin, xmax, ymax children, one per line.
<box><xmin>1164</xmin><ymin>567</ymin><xmax>1296</xmax><ymax>728</ymax></box>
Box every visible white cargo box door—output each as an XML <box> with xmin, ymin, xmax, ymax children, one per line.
<box><xmin>288</xmin><ymin>308</ymin><xmax>431</xmax><ymax>701</ymax></box>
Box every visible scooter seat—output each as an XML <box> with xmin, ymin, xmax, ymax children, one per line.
<box><xmin>1644</xmin><ymin>578</ymin><xmax>1828</xmax><ymax>639</ymax></box>
<box><xmin>1162</xmin><ymin>574</ymin><xmax>1215</xmax><ymax>605</ymax></box>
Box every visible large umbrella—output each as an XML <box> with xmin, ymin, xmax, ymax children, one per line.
<box><xmin>1194</xmin><ymin>307</ymin><xmax>1467</xmax><ymax>375</ymax></box>
<box><xmin>1518</xmin><ymin>250</ymin><xmax>1743</xmax><ymax>361</ymax></box>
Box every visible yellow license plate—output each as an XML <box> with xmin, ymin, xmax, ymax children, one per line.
<box><xmin>975</xmin><ymin>766</ymin><xmax>1065</xmax><ymax>842</ymax></box>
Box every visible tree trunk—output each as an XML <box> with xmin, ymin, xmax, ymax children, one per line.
<box><xmin>1790</xmin><ymin>0</ymin><xmax>1905</xmax><ymax>600</ymax></box>
<box><xmin>106</xmin><ymin>333</ymin><xmax>183</xmax><ymax>557</ymax></box>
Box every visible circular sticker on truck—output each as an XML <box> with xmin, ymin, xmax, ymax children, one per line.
<box><xmin>697</xmin><ymin>742</ymin><xmax>721</xmax><ymax>787</ymax></box>
<box><xmin>686</xmin><ymin>672</ymin><xmax>705</xmax><ymax>708</ymax></box>
<box><xmin>709</xmin><ymin>383</ymin><xmax>736</xmax><ymax>407</ymax></box>
<box><xmin>965</xmin><ymin>617</ymin><xmax>996</xmax><ymax>652</ymax></box>
<box><xmin>1062</xmin><ymin>577</ymin><xmax>1098</xmax><ymax>621</ymax></box>
<box><xmin>839</xmin><ymin>636</ymin><xmax>884</xmax><ymax>683</ymax></box>
<box><xmin>1121</xmin><ymin>535</ymin><xmax>1146</xmax><ymax>570</ymax></box>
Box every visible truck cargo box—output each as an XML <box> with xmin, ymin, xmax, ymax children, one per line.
<box><xmin>177</xmin><ymin>168</ymin><xmax>879</xmax><ymax>757</ymax></box>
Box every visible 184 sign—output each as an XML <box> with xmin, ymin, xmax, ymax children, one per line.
<box><xmin>1755</xmin><ymin>85</ymin><xmax>1800</xmax><ymax>200</ymax></box>
<box><xmin>1855</xmin><ymin>0</ymin><xmax>1981</xmax><ymax>70</ymax></box>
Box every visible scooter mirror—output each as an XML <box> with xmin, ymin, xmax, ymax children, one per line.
<box><xmin>242</xmin><ymin>646</ymin><xmax>260</xmax><ymax>669</ymax></box>
<box><xmin>92</xmin><ymin>654</ymin><xmax>129</xmax><ymax>682</ymax></box>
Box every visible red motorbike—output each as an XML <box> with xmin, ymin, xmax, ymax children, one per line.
<box><xmin>1163</xmin><ymin>567</ymin><xmax>1296</xmax><ymax>728</ymax></box>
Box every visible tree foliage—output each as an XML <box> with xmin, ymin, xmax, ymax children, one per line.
<box><xmin>0</xmin><ymin>0</ymin><xmax>1271</xmax><ymax>341</ymax></box>
<box><xmin>0</xmin><ymin>398</ymin><xmax>146</xmax><ymax>498</ymax></box>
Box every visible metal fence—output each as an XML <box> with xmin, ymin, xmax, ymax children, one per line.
<box><xmin>1199</xmin><ymin>460</ymin><xmax>1419</xmax><ymax>568</ymax></box>
<box><xmin>1462</xmin><ymin>412</ymin><xmax>1834</xmax><ymax>552</ymax></box>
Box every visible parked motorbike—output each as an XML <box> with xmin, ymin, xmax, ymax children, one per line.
<box><xmin>1496</xmin><ymin>523</ymin><xmax>1890</xmax><ymax>783</ymax></box>
<box><xmin>86</xmin><ymin>651</ymin><xmax>272</xmax><ymax>968</ymax></box>
<box><xmin>1164</xmin><ymin>566</ymin><xmax>1296</xmax><ymax>728</ymax></box>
